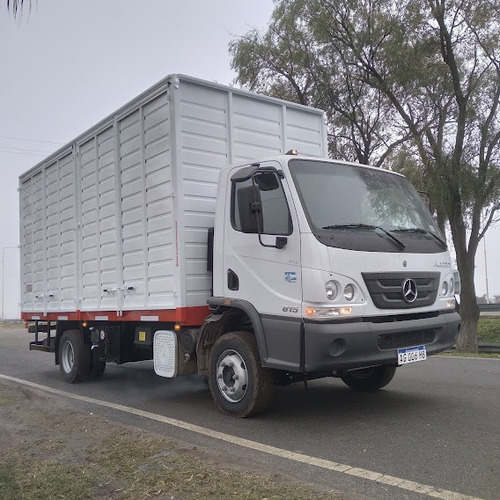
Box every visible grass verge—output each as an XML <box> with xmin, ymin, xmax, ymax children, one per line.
<box><xmin>441</xmin><ymin>352</ymin><xmax>500</xmax><ymax>359</ymax></box>
<box><xmin>478</xmin><ymin>316</ymin><xmax>500</xmax><ymax>343</ymax></box>
<box><xmin>0</xmin><ymin>381</ymin><xmax>344</xmax><ymax>500</ymax></box>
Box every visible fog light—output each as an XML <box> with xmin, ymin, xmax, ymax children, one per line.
<box><xmin>344</xmin><ymin>284</ymin><xmax>355</xmax><ymax>301</ymax></box>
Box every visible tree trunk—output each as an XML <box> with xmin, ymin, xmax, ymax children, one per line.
<box><xmin>455</xmin><ymin>256</ymin><xmax>479</xmax><ymax>353</ymax></box>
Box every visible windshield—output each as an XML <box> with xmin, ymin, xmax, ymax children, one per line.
<box><xmin>289</xmin><ymin>159</ymin><xmax>444</xmax><ymax>253</ymax></box>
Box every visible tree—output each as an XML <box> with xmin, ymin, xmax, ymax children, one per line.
<box><xmin>231</xmin><ymin>0</ymin><xmax>500</xmax><ymax>352</ymax></box>
<box><xmin>7</xmin><ymin>0</ymin><xmax>28</xmax><ymax>16</ymax></box>
<box><xmin>229</xmin><ymin>0</ymin><xmax>409</xmax><ymax>166</ymax></box>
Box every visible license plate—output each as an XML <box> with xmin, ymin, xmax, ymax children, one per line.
<box><xmin>398</xmin><ymin>345</ymin><xmax>427</xmax><ymax>365</ymax></box>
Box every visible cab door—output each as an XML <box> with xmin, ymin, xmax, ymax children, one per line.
<box><xmin>223</xmin><ymin>162</ymin><xmax>302</xmax><ymax>370</ymax></box>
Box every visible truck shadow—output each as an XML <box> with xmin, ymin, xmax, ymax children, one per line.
<box><xmin>268</xmin><ymin>378</ymin><xmax>444</xmax><ymax>422</ymax></box>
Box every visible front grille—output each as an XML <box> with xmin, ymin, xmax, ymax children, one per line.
<box><xmin>362</xmin><ymin>272</ymin><xmax>440</xmax><ymax>309</ymax></box>
<box><xmin>377</xmin><ymin>329</ymin><xmax>436</xmax><ymax>350</ymax></box>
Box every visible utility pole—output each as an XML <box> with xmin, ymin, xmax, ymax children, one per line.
<box><xmin>484</xmin><ymin>235</ymin><xmax>490</xmax><ymax>304</ymax></box>
<box><xmin>1</xmin><ymin>246</ymin><xmax>19</xmax><ymax>321</ymax></box>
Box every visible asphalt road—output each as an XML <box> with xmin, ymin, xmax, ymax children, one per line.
<box><xmin>1</xmin><ymin>324</ymin><xmax>499</xmax><ymax>500</ymax></box>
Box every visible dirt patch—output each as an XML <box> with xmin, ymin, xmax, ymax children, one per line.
<box><xmin>0</xmin><ymin>381</ymin><xmax>348</xmax><ymax>500</ymax></box>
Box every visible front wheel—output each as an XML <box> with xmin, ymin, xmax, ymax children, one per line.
<box><xmin>208</xmin><ymin>332</ymin><xmax>274</xmax><ymax>417</ymax></box>
<box><xmin>340</xmin><ymin>364</ymin><xmax>396</xmax><ymax>391</ymax></box>
<box><xmin>59</xmin><ymin>330</ymin><xmax>90</xmax><ymax>383</ymax></box>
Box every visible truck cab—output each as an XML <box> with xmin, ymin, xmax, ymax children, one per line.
<box><xmin>200</xmin><ymin>154</ymin><xmax>460</xmax><ymax>415</ymax></box>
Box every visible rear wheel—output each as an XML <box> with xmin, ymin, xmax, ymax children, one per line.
<box><xmin>59</xmin><ymin>330</ymin><xmax>90</xmax><ymax>383</ymax></box>
<box><xmin>340</xmin><ymin>364</ymin><xmax>396</xmax><ymax>391</ymax></box>
<box><xmin>208</xmin><ymin>331</ymin><xmax>274</xmax><ymax>417</ymax></box>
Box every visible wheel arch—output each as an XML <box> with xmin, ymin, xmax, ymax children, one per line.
<box><xmin>197</xmin><ymin>298</ymin><xmax>268</xmax><ymax>374</ymax></box>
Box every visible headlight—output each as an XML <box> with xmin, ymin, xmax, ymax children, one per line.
<box><xmin>344</xmin><ymin>284</ymin><xmax>355</xmax><ymax>301</ymax></box>
<box><xmin>441</xmin><ymin>281</ymin><xmax>448</xmax><ymax>296</ymax></box>
<box><xmin>325</xmin><ymin>281</ymin><xmax>339</xmax><ymax>300</ymax></box>
<box><xmin>449</xmin><ymin>278</ymin><xmax>454</xmax><ymax>295</ymax></box>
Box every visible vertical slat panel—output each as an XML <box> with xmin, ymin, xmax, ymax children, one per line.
<box><xmin>32</xmin><ymin>169</ymin><xmax>45</xmax><ymax>311</ymax></box>
<box><xmin>144</xmin><ymin>92</ymin><xmax>174</xmax><ymax>308</ymax></box>
<box><xmin>177</xmin><ymin>82</ymin><xmax>226</xmax><ymax>307</ymax></box>
<box><xmin>79</xmin><ymin>137</ymin><xmax>99</xmax><ymax>309</ymax></box>
<box><xmin>44</xmin><ymin>161</ymin><xmax>60</xmax><ymax>310</ymax></box>
<box><xmin>20</xmin><ymin>176</ymin><xmax>35</xmax><ymax>311</ymax></box>
<box><xmin>120</xmin><ymin>108</ymin><xmax>145</xmax><ymax>309</ymax></box>
<box><xmin>97</xmin><ymin>125</ymin><xmax>117</xmax><ymax>311</ymax></box>
<box><xmin>58</xmin><ymin>153</ymin><xmax>77</xmax><ymax>310</ymax></box>
<box><xmin>285</xmin><ymin>107</ymin><xmax>325</xmax><ymax>157</ymax></box>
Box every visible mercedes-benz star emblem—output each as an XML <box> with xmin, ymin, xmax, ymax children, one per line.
<box><xmin>402</xmin><ymin>278</ymin><xmax>418</xmax><ymax>303</ymax></box>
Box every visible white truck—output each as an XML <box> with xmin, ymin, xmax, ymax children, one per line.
<box><xmin>20</xmin><ymin>74</ymin><xmax>461</xmax><ymax>417</ymax></box>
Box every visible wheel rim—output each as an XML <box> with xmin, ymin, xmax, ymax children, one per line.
<box><xmin>216</xmin><ymin>349</ymin><xmax>248</xmax><ymax>403</ymax></box>
<box><xmin>60</xmin><ymin>340</ymin><xmax>74</xmax><ymax>374</ymax></box>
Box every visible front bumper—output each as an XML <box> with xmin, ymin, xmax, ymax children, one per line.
<box><xmin>304</xmin><ymin>310</ymin><xmax>461</xmax><ymax>372</ymax></box>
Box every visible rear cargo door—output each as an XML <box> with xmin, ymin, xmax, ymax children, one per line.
<box><xmin>224</xmin><ymin>162</ymin><xmax>303</xmax><ymax>369</ymax></box>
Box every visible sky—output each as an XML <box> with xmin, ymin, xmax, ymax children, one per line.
<box><xmin>0</xmin><ymin>0</ymin><xmax>498</xmax><ymax>318</ymax></box>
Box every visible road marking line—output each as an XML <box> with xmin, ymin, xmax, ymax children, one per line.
<box><xmin>0</xmin><ymin>373</ymin><xmax>483</xmax><ymax>500</ymax></box>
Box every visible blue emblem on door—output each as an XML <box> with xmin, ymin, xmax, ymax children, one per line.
<box><xmin>285</xmin><ymin>272</ymin><xmax>297</xmax><ymax>283</ymax></box>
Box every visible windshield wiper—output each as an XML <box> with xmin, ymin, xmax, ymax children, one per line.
<box><xmin>322</xmin><ymin>224</ymin><xmax>405</xmax><ymax>250</ymax></box>
<box><xmin>392</xmin><ymin>228</ymin><xmax>447</xmax><ymax>250</ymax></box>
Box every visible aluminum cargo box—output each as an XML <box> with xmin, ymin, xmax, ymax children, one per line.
<box><xmin>19</xmin><ymin>74</ymin><xmax>327</xmax><ymax>324</ymax></box>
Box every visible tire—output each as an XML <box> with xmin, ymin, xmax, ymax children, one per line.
<box><xmin>340</xmin><ymin>364</ymin><xmax>397</xmax><ymax>391</ymax></box>
<box><xmin>88</xmin><ymin>347</ymin><xmax>106</xmax><ymax>380</ymax></box>
<box><xmin>208</xmin><ymin>331</ymin><xmax>274</xmax><ymax>417</ymax></box>
<box><xmin>58</xmin><ymin>330</ymin><xmax>90</xmax><ymax>383</ymax></box>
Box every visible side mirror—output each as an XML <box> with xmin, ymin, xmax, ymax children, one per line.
<box><xmin>254</xmin><ymin>172</ymin><xmax>280</xmax><ymax>191</ymax></box>
<box><xmin>237</xmin><ymin>185</ymin><xmax>263</xmax><ymax>233</ymax></box>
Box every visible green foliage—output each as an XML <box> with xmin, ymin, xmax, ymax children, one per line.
<box><xmin>478</xmin><ymin>316</ymin><xmax>500</xmax><ymax>343</ymax></box>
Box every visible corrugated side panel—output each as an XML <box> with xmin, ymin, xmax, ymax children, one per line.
<box><xmin>231</xmin><ymin>93</ymin><xmax>325</xmax><ymax>162</ymax></box>
<box><xmin>97</xmin><ymin>127</ymin><xmax>118</xmax><ymax>309</ymax></box>
<box><xmin>79</xmin><ymin>126</ymin><xmax>118</xmax><ymax>311</ymax></box>
<box><xmin>79</xmin><ymin>91</ymin><xmax>173</xmax><ymax>312</ymax></box>
<box><xmin>19</xmin><ymin>176</ymin><xmax>33</xmax><ymax>311</ymax></box>
<box><xmin>57</xmin><ymin>154</ymin><xmax>79</xmax><ymax>310</ymax></box>
<box><xmin>20</xmin><ymin>152</ymin><xmax>77</xmax><ymax>313</ymax></box>
<box><xmin>20</xmin><ymin>174</ymin><xmax>37</xmax><ymax>312</ymax></box>
<box><xmin>176</xmin><ymin>79</ymin><xmax>326</xmax><ymax>308</ymax></box>
<box><xmin>119</xmin><ymin>92</ymin><xmax>174</xmax><ymax>310</ymax></box>
<box><xmin>20</xmin><ymin>90</ymin><xmax>174</xmax><ymax>315</ymax></box>
<box><xmin>177</xmin><ymin>81</ymin><xmax>226</xmax><ymax>307</ymax></box>
<box><xmin>31</xmin><ymin>170</ymin><xmax>46</xmax><ymax>310</ymax></box>
<box><xmin>143</xmin><ymin>93</ymin><xmax>175</xmax><ymax>308</ymax></box>
<box><xmin>20</xmin><ymin>75</ymin><xmax>325</xmax><ymax>315</ymax></box>
<box><xmin>231</xmin><ymin>94</ymin><xmax>285</xmax><ymax>162</ymax></box>
<box><xmin>285</xmin><ymin>107</ymin><xmax>325</xmax><ymax>157</ymax></box>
